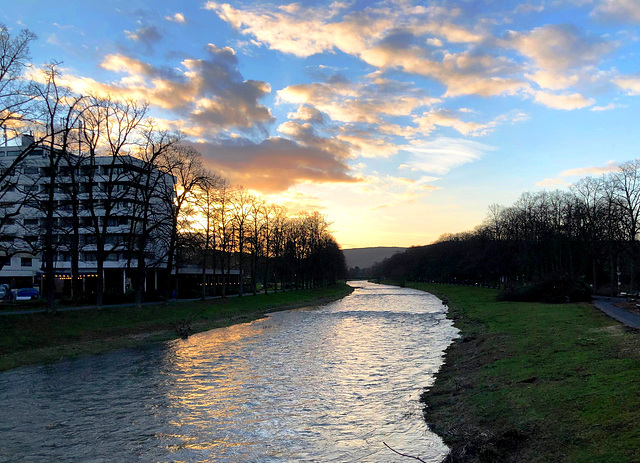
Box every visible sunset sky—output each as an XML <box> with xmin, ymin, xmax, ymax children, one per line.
<box><xmin>3</xmin><ymin>0</ymin><xmax>640</xmax><ymax>248</ymax></box>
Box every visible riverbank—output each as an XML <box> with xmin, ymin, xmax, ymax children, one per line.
<box><xmin>0</xmin><ymin>283</ymin><xmax>353</xmax><ymax>371</ymax></box>
<box><xmin>409</xmin><ymin>283</ymin><xmax>640</xmax><ymax>463</ymax></box>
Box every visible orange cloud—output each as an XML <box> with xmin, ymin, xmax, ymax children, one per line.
<box><xmin>537</xmin><ymin>161</ymin><xmax>620</xmax><ymax>186</ymax></box>
<box><xmin>64</xmin><ymin>47</ymin><xmax>275</xmax><ymax>136</ymax></box>
<box><xmin>191</xmin><ymin>137</ymin><xmax>359</xmax><ymax>193</ymax></box>
<box><xmin>533</xmin><ymin>90</ymin><xmax>594</xmax><ymax>110</ymax></box>
<box><xmin>614</xmin><ymin>74</ymin><xmax>640</xmax><ymax>95</ymax></box>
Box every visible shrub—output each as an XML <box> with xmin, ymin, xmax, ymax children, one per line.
<box><xmin>103</xmin><ymin>288</ymin><xmax>135</xmax><ymax>305</ymax></box>
<box><xmin>498</xmin><ymin>275</ymin><xmax>591</xmax><ymax>303</ymax></box>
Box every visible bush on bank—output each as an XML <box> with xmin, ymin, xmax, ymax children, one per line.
<box><xmin>497</xmin><ymin>274</ymin><xmax>591</xmax><ymax>303</ymax></box>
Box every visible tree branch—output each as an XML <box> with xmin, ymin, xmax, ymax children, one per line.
<box><xmin>383</xmin><ymin>442</ymin><xmax>428</xmax><ymax>463</ymax></box>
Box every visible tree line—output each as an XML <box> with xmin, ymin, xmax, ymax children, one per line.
<box><xmin>373</xmin><ymin>160</ymin><xmax>640</xmax><ymax>300</ymax></box>
<box><xmin>0</xmin><ymin>24</ymin><xmax>346</xmax><ymax>310</ymax></box>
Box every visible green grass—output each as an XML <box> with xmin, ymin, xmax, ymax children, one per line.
<box><xmin>0</xmin><ymin>283</ymin><xmax>353</xmax><ymax>371</ymax></box>
<box><xmin>408</xmin><ymin>283</ymin><xmax>640</xmax><ymax>463</ymax></box>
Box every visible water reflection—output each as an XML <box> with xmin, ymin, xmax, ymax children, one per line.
<box><xmin>0</xmin><ymin>281</ymin><xmax>457</xmax><ymax>462</ymax></box>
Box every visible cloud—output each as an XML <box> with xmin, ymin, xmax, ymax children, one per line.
<box><xmin>535</xmin><ymin>177</ymin><xmax>566</xmax><ymax>187</ymax></box>
<box><xmin>276</xmin><ymin>69</ymin><xmax>526</xmax><ymax>159</ymax></box>
<box><xmin>207</xmin><ymin>1</ymin><xmax>355</xmax><ymax>57</ymax></box>
<box><xmin>266</xmin><ymin>190</ymin><xmax>327</xmax><ymax>214</ymax></box>
<box><xmin>414</xmin><ymin>109</ymin><xmax>493</xmax><ymax>136</ymax></box>
<box><xmin>360</xmin><ymin>175</ymin><xmax>441</xmax><ymax>210</ymax></box>
<box><xmin>590</xmin><ymin>102</ymin><xmax>624</xmax><ymax>111</ymax></box>
<box><xmin>209</xmin><ymin>1</ymin><xmax>626</xmax><ymax>106</ymax></box>
<box><xmin>277</xmin><ymin>120</ymin><xmax>351</xmax><ymax>159</ymax></box>
<box><xmin>209</xmin><ymin>1</ymin><xmax>524</xmax><ymax>98</ymax></box>
<box><xmin>190</xmin><ymin>137</ymin><xmax>359</xmax><ymax>192</ymax></box>
<box><xmin>513</xmin><ymin>3</ymin><xmax>545</xmax><ymax>14</ymax></box>
<box><xmin>61</xmin><ymin>46</ymin><xmax>274</xmax><ymax>136</ymax></box>
<box><xmin>537</xmin><ymin>160</ymin><xmax>620</xmax><ymax>186</ymax></box>
<box><xmin>277</xmin><ymin>74</ymin><xmax>444</xmax><ymax>158</ymax></box>
<box><xmin>526</xmin><ymin>70</ymin><xmax>579</xmax><ymax>90</ymax></box>
<box><xmin>504</xmin><ymin>23</ymin><xmax>616</xmax><ymax>72</ymax></box>
<box><xmin>403</xmin><ymin>137</ymin><xmax>495</xmax><ymax>177</ymax></box>
<box><xmin>287</xmin><ymin>105</ymin><xmax>325</xmax><ymax>123</ymax></box>
<box><xmin>533</xmin><ymin>90</ymin><xmax>595</xmax><ymax>109</ymax></box>
<box><xmin>592</xmin><ymin>0</ymin><xmax>640</xmax><ymax>23</ymax></box>
<box><xmin>336</xmin><ymin>128</ymin><xmax>402</xmax><ymax>158</ymax></box>
<box><xmin>124</xmin><ymin>25</ymin><xmax>163</xmax><ymax>52</ymax></box>
<box><xmin>46</xmin><ymin>33</ymin><xmax>63</xmax><ymax>47</ymax></box>
<box><xmin>278</xmin><ymin>79</ymin><xmax>437</xmax><ymax>125</ymax></box>
<box><xmin>209</xmin><ymin>2</ymin><xmax>622</xmax><ymax>104</ymax></box>
<box><xmin>504</xmin><ymin>23</ymin><xmax>616</xmax><ymax>95</ymax></box>
<box><xmin>52</xmin><ymin>22</ymin><xmax>75</xmax><ymax>30</ymax></box>
<box><xmin>166</xmin><ymin>13</ymin><xmax>186</xmax><ymax>24</ymax></box>
<box><xmin>614</xmin><ymin>74</ymin><xmax>640</xmax><ymax>95</ymax></box>
<box><xmin>414</xmin><ymin>108</ymin><xmax>527</xmax><ymax>136</ymax></box>
<box><xmin>360</xmin><ymin>43</ymin><xmax>527</xmax><ymax>97</ymax></box>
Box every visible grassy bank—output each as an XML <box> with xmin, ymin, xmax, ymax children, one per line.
<box><xmin>0</xmin><ymin>283</ymin><xmax>353</xmax><ymax>371</ymax></box>
<box><xmin>407</xmin><ymin>283</ymin><xmax>640</xmax><ymax>463</ymax></box>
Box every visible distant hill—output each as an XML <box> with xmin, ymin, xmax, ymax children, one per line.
<box><xmin>342</xmin><ymin>247</ymin><xmax>406</xmax><ymax>269</ymax></box>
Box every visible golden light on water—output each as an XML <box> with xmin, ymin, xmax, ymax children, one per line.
<box><xmin>0</xmin><ymin>283</ymin><xmax>456</xmax><ymax>461</ymax></box>
<box><xmin>154</xmin><ymin>285</ymin><xmax>456</xmax><ymax>460</ymax></box>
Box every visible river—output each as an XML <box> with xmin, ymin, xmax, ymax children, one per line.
<box><xmin>0</xmin><ymin>281</ymin><xmax>458</xmax><ymax>462</ymax></box>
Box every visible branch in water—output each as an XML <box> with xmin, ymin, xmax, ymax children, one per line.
<box><xmin>383</xmin><ymin>442</ymin><xmax>428</xmax><ymax>463</ymax></box>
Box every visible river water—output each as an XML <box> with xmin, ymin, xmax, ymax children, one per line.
<box><xmin>0</xmin><ymin>281</ymin><xmax>458</xmax><ymax>462</ymax></box>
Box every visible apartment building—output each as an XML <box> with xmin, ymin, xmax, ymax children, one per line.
<box><xmin>0</xmin><ymin>135</ymin><xmax>175</xmax><ymax>297</ymax></box>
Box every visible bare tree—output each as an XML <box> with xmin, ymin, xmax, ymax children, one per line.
<box><xmin>231</xmin><ymin>187</ymin><xmax>252</xmax><ymax>296</ymax></box>
<box><xmin>80</xmin><ymin>96</ymin><xmax>148</xmax><ymax>307</ymax></box>
<box><xmin>261</xmin><ymin>203</ymin><xmax>276</xmax><ymax>294</ymax></box>
<box><xmin>269</xmin><ymin>205</ymin><xmax>288</xmax><ymax>292</ymax></box>
<box><xmin>31</xmin><ymin>63</ymin><xmax>88</xmax><ymax>311</ymax></box>
<box><xmin>194</xmin><ymin>172</ymin><xmax>223</xmax><ymax>300</ymax></box>
<box><xmin>612</xmin><ymin>160</ymin><xmax>640</xmax><ymax>291</ymax></box>
<box><xmin>572</xmin><ymin>176</ymin><xmax>608</xmax><ymax>292</ymax></box>
<box><xmin>215</xmin><ymin>178</ymin><xmax>234</xmax><ymax>297</ymax></box>
<box><xmin>0</xmin><ymin>24</ymin><xmax>37</xmax><ymax>271</ymax></box>
<box><xmin>125</xmin><ymin>121</ymin><xmax>181</xmax><ymax>307</ymax></box>
<box><xmin>158</xmin><ymin>144</ymin><xmax>207</xmax><ymax>295</ymax></box>
<box><xmin>0</xmin><ymin>23</ymin><xmax>37</xmax><ymax>136</ymax></box>
<box><xmin>248</xmin><ymin>195</ymin><xmax>266</xmax><ymax>295</ymax></box>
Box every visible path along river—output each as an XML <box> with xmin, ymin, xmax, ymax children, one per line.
<box><xmin>0</xmin><ymin>282</ymin><xmax>458</xmax><ymax>462</ymax></box>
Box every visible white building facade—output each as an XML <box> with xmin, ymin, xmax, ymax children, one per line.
<box><xmin>0</xmin><ymin>135</ymin><xmax>175</xmax><ymax>297</ymax></box>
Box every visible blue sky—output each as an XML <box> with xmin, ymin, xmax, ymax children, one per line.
<box><xmin>3</xmin><ymin>0</ymin><xmax>640</xmax><ymax>248</ymax></box>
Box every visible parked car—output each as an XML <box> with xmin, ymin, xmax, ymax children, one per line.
<box><xmin>0</xmin><ymin>284</ymin><xmax>12</xmax><ymax>301</ymax></box>
<box><xmin>15</xmin><ymin>288</ymin><xmax>39</xmax><ymax>301</ymax></box>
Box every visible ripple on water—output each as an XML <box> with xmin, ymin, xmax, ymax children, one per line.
<box><xmin>0</xmin><ymin>281</ymin><xmax>458</xmax><ymax>462</ymax></box>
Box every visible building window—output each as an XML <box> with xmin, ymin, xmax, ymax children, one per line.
<box><xmin>24</xmin><ymin>218</ymin><xmax>39</xmax><ymax>226</ymax></box>
<box><xmin>82</xmin><ymin>235</ymin><xmax>96</xmax><ymax>246</ymax></box>
<box><xmin>21</xmin><ymin>258</ymin><xmax>32</xmax><ymax>267</ymax></box>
